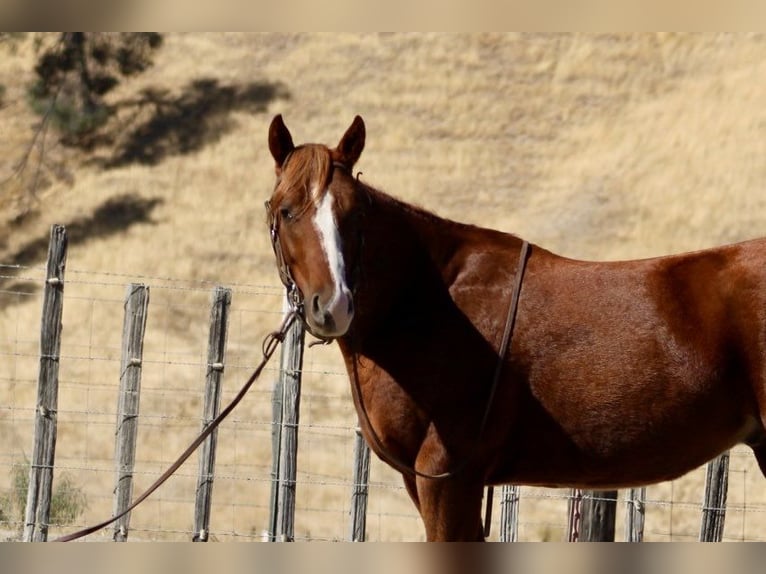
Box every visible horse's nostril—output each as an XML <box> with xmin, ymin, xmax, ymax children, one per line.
<box><xmin>347</xmin><ymin>297</ymin><xmax>354</xmax><ymax>316</ymax></box>
<box><xmin>311</xmin><ymin>294</ymin><xmax>322</xmax><ymax>320</ymax></box>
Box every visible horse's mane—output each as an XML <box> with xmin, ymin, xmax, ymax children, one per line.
<box><xmin>362</xmin><ymin>180</ymin><xmax>476</xmax><ymax>235</ymax></box>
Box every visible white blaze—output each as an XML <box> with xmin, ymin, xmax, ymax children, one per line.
<box><xmin>312</xmin><ymin>190</ymin><xmax>353</xmax><ymax>334</ymax></box>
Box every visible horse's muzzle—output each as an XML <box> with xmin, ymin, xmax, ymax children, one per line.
<box><xmin>307</xmin><ymin>288</ymin><xmax>354</xmax><ymax>338</ymax></box>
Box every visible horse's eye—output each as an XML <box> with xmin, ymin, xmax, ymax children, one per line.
<box><xmin>280</xmin><ymin>207</ymin><xmax>293</xmax><ymax>221</ymax></box>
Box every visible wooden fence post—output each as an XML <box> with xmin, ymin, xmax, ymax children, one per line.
<box><xmin>193</xmin><ymin>286</ymin><xmax>232</xmax><ymax>542</ymax></box>
<box><xmin>273</xmin><ymin>309</ymin><xmax>305</xmax><ymax>541</ymax></box>
<box><xmin>566</xmin><ymin>488</ymin><xmax>582</xmax><ymax>541</ymax></box>
<box><xmin>700</xmin><ymin>451</ymin><xmax>730</xmax><ymax>541</ymax></box>
<box><xmin>112</xmin><ymin>283</ymin><xmax>150</xmax><ymax>542</ymax></box>
<box><xmin>579</xmin><ymin>490</ymin><xmax>617</xmax><ymax>541</ymax></box>
<box><xmin>23</xmin><ymin>224</ymin><xmax>67</xmax><ymax>542</ymax></box>
<box><xmin>499</xmin><ymin>484</ymin><xmax>520</xmax><ymax>542</ymax></box>
<box><xmin>625</xmin><ymin>487</ymin><xmax>646</xmax><ymax>542</ymax></box>
<box><xmin>267</xmin><ymin>375</ymin><xmax>283</xmax><ymax>541</ymax></box>
<box><xmin>348</xmin><ymin>426</ymin><xmax>371</xmax><ymax>541</ymax></box>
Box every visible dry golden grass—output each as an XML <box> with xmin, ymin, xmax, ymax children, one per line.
<box><xmin>1</xmin><ymin>33</ymin><xmax>766</xmax><ymax>541</ymax></box>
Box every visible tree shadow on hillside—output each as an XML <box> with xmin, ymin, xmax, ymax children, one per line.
<box><xmin>101</xmin><ymin>78</ymin><xmax>290</xmax><ymax>168</ymax></box>
<box><xmin>0</xmin><ymin>193</ymin><xmax>163</xmax><ymax>308</ymax></box>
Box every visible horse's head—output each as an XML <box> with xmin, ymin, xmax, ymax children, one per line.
<box><xmin>266</xmin><ymin>114</ymin><xmax>366</xmax><ymax>339</ymax></box>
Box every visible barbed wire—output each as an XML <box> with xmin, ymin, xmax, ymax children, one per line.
<box><xmin>0</xmin><ymin>262</ymin><xmax>285</xmax><ymax>296</ymax></box>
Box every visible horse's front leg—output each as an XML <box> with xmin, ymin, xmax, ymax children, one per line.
<box><xmin>402</xmin><ymin>474</ymin><xmax>420</xmax><ymax>511</ymax></box>
<box><xmin>415</xmin><ymin>473</ymin><xmax>485</xmax><ymax>541</ymax></box>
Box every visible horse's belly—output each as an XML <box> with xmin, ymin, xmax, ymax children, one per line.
<box><xmin>491</xmin><ymin>405</ymin><xmax>760</xmax><ymax>489</ymax></box>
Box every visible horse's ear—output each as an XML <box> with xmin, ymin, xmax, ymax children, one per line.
<box><xmin>268</xmin><ymin>114</ymin><xmax>294</xmax><ymax>170</ymax></box>
<box><xmin>334</xmin><ymin>115</ymin><xmax>365</xmax><ymax>170</ymax></box>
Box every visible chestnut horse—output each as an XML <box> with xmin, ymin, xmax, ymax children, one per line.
<box><xmin>266</xmin><ymin>114</ymin><xmax>766</xmax><ymax>541</ymax></box>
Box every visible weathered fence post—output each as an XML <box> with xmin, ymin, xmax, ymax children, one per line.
<box><xmin>23</xmin><ymin>224</ymin><xmax>67</xmax><ymax>542</ymax></box>
<box><xmin>566</xmin><ymin>488</ymin><xmax>583</xmax><ymax>541</ymax></box>
<box><xmin>625</xmin><ymin>487</ymin><xmax>646</xmax><ymax>542</ymax></box>
<box><xmin>579</xmin><ymin>490</ymin><xmax>617</xmax><ymax>541</ymax></box>
<box><xmin>193</xmin><ymin>286</ymin><xmax>232</xmax><ymax>542</ymax></box>
<box><xmin>348</xmin><ymin>426</ymin><xmax>371</xmax><ymax>541</ymax></box>
<box><xmin>267</xmin><ymin>375</ymin><xmax>283</xmax><ymax>541</ymax></box>
<box><xmin>700</xmin><ymin>451</ymin><xmax>730</xmax><ymax>541</ymax></box>
<box><xmin>112</xmin><ymin>283</ymin><xmax>150</xmax><ymax>542</ymax></box>
<box><xmin>499</xmin><ymin>484</ymin><xmax>520</xmax><ymax>542</ymax></box>
<box><xmin>271</xmin><ymin>306</ymin><xmax>306</xmax><ymax>541</ymax></box>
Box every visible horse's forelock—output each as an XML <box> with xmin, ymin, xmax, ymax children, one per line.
<box><xmin>277</xmin><ymin>144</ymin><xmax>333</xmax><ymax>209</ymax></box>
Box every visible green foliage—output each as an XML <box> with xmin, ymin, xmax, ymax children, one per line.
<box><xmin>28</xmin><ymin>33</ymin><xmax>163</xmax><ymax>146</ymax></box>
<box><xmin>49</xmin><ymin>472</ymin><xmax>88</xmax><ymax>526</ymax></box>
<box><xmin>0</xmin><ymin>460</ymin><xmax>87</xmax><ymax>537</ymax></box>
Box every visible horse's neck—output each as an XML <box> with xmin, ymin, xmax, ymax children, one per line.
<box><xmin>373</xmin><ymin>189</ymin><xmax>464</xmax><ymax>265</ymax></box>
<box><xmin>345</xmin><ymin>189</ymin><xmax>465</xmax><ymax>346</ymax></box>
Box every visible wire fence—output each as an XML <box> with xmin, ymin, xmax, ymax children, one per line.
<box><xmin>1</xmin><ymin>226</ymin><xmax>766</xmax><ymax>541</ymax></box>
<box><xmin>0</xmin><ymin>229</ymin><xmax>419</xmax><ymax>541</ymax></box>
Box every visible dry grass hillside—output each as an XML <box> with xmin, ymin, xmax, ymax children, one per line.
<box><xmin>1</xmin><ymin>33</ymin><xmax>766</xmax><ymax>541</ymax></box>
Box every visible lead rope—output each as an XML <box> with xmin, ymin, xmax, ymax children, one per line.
<box><xmin>350</xmin><ymin>241</ymin><xmax>530</xmax><ymax>536</ymax></box>
<box><xmin>54</xmin><ymin>310</ymin><xmax>299</xmax><ymax>542</ymax></box>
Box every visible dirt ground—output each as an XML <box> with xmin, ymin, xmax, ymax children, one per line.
<box><xmin>1</xmin><ymin>33</ymin><xmax>766</xmax><ymax>541</ymax></box>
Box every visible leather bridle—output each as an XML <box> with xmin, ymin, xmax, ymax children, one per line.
<box><xmin>265</xmin><ymin>199</ymin><xmax>304</xmax><ymax>314</ymax></box>
<box><xmin>264</xmin><ymin>159</ymin><xmax>360</xmax><ymax>343</ymax></box>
